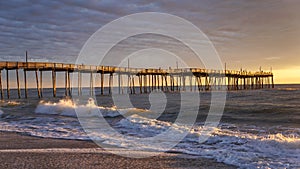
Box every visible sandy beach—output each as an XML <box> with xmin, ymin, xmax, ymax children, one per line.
<box><xmin>0</xmin><ymin>132</ymin><xmax>236</xmax><ymax>169</ymax></box>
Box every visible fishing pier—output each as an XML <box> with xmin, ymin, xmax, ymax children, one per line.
<box><xmin>0</xmin><ymin>61</ymin><xmax>274</xmax><ymax>99</ymax></box>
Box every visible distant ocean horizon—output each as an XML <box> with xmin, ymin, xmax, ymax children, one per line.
<box><xmin>1</xmin><ymin>84</ymin><xmax>300</xmax><ymax>98</ymax></box>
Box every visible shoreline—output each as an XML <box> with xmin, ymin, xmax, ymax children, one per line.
<box><xmin>0</xmin><ymin>131</ymin><xmax>236</xmax><ymax>169</ymax></box>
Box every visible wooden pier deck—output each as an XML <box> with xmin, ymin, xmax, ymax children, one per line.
<box><xmin>0</xmin><ymin>61</ymin><xmax>274</xmax><ymax>99</ymax></box>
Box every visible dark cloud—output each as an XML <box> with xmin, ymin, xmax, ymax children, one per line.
<box><xmin>0</xmin><ymin>0</ymin><xmax>299</xmax><ymax>72</ymax></box>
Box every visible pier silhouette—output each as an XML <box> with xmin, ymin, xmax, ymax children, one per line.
<box><xmin>0</xmin><ymin>61</ymin><xmax>274</xmax><ymax>99</ymax></box>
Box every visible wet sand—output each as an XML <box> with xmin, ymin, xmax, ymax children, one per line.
<box><xmin>0</xmin><ymin>132</ymin><xmax>236</xmax><ymax>169</ymax></box>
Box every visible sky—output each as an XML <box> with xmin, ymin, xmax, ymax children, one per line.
<box><xmin>1</xmin><ymin>0</ymin><xmax>300</xmax><ymax>84</ymax></box>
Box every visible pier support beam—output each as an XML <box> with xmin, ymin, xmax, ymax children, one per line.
<box><xmin>100</xmin><ymin>72</ymin><xmax>104</xmax><ymax>95</ymax></box>
<box><xmin>109</xmin><ymin>73</ymin><xmax>113</xmax><ymax>95</ymax></box>
<box><xmin>40</xmin><ymin>71</ymin><xmax>43</xmax><ymax>98</ymax></box>
<box><xmin>16</xmin><ymin>69</ymin><xmax>21</xmax><ymax>99</ymax></box>
<box><xmin>271</xmin><ymin>75</ymin><xmax>274</xmax><ymax>88</ymax></box>
<box><xmin>65</xmin><ymin>71</ymin><xmax>69</xmax><ymax>96</ymax></box>
<box><xmin>182</xmin><ymin>75</ymin><xmax>186</xmax><ymax>91</ymax></box>
<box><xmin>157</xmin><ymin>75</ymin><xmax>160</xmax><ymax>90</ymax></box>
<box><xmin>118</xmin><ymin>73</ymin><xmax>121</xmax><ymax>94</ymax></box>
<box><xmin>6</xmin><ymin>69</ymin><xmax>9</xmax><ymax>99</ymax></box>
<box><xmin>160</xmin><ymin>75</ymin><xmax>163</xmax><ymax>91</ymax></box>
<box><xmin>164</xmin><ymin>75</ymin><xmax>168</xmax><ymax>92</ymax></box>
<box><xmin>151</xmin><ymin>75</ymin><xmax>154</xmax><ymax>91</ymax></box>
<box><xmin>68</xmin><ymin>71</ymin><xmax>71</xmax><ymax>96</ymax></box>
<box><xmin>138</xmin><ymin>75</ymin><xmax>142</xmax><ymax>94</ymax></box>
<box><xmin>52</xmin><ymin>70</ymin><xmax>56</xmax><ymax>97</ymax></box>
<box><xmin>132</xmin><ymin>76</ymin><xmax>135</xmax><ymax>94</ymax></box>
<box><xmin>0</xmin><ymin>70</ymin><xmax>3</xmax><ymax>99</ymax></box>
<box><xmin>24</xmin><ymin>70</ymin><xmax>28</xmax><ymax>98</ymax></box>
<box><xmin>90</xmin><ymin>71</ymin><xmax>94</xmax><ymax>96</ymax></box>
<box><xmin>78</xmin><ymin>71</ymin><xmax>82</xmax><ymax>96</ymax></box>
<box><xmin>189</xmin><ymin>76</ymin><xmax>192</xmax><ymax>92</ymax></box>
<box><xmin>35</xmin><ymin>70</ymin><xmax>41</xmax><ymax>98</ymax></box>
<box><xmin>148</xmin><ymin>75</ymin><xmax>151</xmax><ymax>92</ymax></box>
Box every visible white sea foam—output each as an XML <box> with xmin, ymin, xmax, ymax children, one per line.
<box><xmin>102</xmin><ymin>115</ymin><xmax>300</xmax><ymax>168</ymax></box>
<box><xmin>74</xmin><ymin>113</ymin><xmax>299</xmax><ymax>168</ymax></box>
<box><xmin>34</xmin><ymin>99</ymin><xmax>150</xmax><ymax>118</ymax></box>
<box><xmin>0</xmin><ymin>100</ymin><xmax>21</xmax><ymax>107</ymax></box>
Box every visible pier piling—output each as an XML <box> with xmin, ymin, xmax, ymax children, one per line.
<box><xmin>16</xmin><ymin>69</ymin><xmax>21</xmax><ymax>99</ymax></box>
<box><xmin>0</xmin><ymin>70</ymin><xmax>3</xmax><ymax>99</ymax></box>
<box><xmin>6</xmin><ymin>69</ymin><xmax>10</xmax><ymax>99</ymax></box>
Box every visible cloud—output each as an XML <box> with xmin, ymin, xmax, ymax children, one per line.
<box><xmin>0</xmin><ymin>0</ymin><xmax>299</xmax><ymax>71</ymax></box>
<box><xmin>0</xmin><ymin>0</ymin><xmax>165</xmax><ymax>62</ymax></box>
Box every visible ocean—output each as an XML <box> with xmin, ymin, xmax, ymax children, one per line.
<box><xmin>0</xmin><ymin>84</ymin><xmax>299</xmax><ymax>168</ymax></box>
